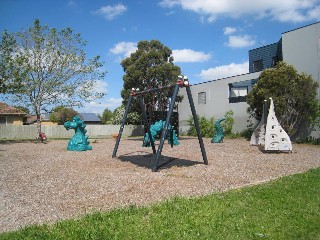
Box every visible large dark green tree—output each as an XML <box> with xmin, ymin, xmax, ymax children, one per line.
<box><xmin>101</xmin><ymin>107</ymin><xmax>113</xmax><ymax>124</ymax></box>
<box><xmin>49</xmin><ymin>106</ymin><xmax>78</xmax><ymax>125</ymax></box>
<box><xmin>247</xmin><ymin>61</ymin><xmax>319</xmax><ymax>137</ymax></box>
<box><xmin>0</xmin><ymin>19</ymin><xmax>106</xmax><ymax>135</ymax></box>
<box><xmin>120</xmin><ymin>40</ymin><xmax>181</xmax><ymax>118</ymax></box>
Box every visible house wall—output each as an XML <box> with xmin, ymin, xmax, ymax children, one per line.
<box><xmin>282</xmin><ymin>22</ymin><xmax>320</xmax><ymax>138</ymax></box>
<box><xmin>0</xmin><ymin>116</ymin><xmax>24</xmax><ymax>125</ymax></box>
<box><xmin>282</xmin><ymin>22</ymin><xmax>320</xmax><ymax>98</ymax></box>
<box><xmin>178</xmin><ymin>72</ymin><xmax>261</xmax><ymax>134</ymax></box>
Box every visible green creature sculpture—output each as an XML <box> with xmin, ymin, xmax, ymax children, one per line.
<box><xmin>64</xmin><ymin>115</ymin><xmax>92</xmax><ymax>151</ymax></box>
<box><xmin>211</xmin><ymin>118</ymin><xmax>225</xmax><ymax>143</ymax></box>
<box><xmin>142</xmin><ymin>120</ymin><xmax>179</xmax><ymax>147</ymax></box>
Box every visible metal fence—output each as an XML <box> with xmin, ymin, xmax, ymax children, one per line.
<box><xmin>0</xmin><ymin>125</ymin><xmax>144</xmax><ymax>140</ymax></box>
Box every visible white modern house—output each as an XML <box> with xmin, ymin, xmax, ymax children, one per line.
<box><xmin>178</xmin><ymin>21</ymin><xmax>320</xmax><ymax>138</ymax></box>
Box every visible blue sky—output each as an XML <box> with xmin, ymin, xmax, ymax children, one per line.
<box><xmin>1</xmin><ymin>0</ymin><xmax>320</xmax><ymax>114</ymax></box>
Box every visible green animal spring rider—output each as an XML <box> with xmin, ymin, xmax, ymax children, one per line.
<box><xmin>64</xmin><ymin>115</ymin><xmax>92</xmax><ymax>151</ymax></box>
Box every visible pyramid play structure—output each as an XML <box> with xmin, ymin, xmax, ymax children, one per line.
<box><xmin>250</xmin><ymin>98</ymin><xmax>292</xmax><ymax>152</ymax></box>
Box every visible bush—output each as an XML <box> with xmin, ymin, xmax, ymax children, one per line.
<box><xmin>221</xmin><ymin>110</ymin><xmax>234</xmax><ymax>136</ymax></box>
<box><xmin>187</xmin><ymin>115</ymin><xmax>215</xmax><ymax>138</ymax></box>
<box><xmin>187</xmin><ymin>111</ymin><xmax>236</xmax><ymax>138</ymax></box>
<box><xmin>295</xmin><ymin>137</ymin><xmax>320</xmax><ymax>145</ymax></box>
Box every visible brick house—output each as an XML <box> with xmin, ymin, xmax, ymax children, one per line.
<box><xmin>0</xmin><ymin>102</ymin><xmax>28</xmax><ymax>125</ymax></box>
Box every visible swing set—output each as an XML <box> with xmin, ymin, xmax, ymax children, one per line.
<box><xmin>112</xmin><ymin>76</ymin><xmax>208</xmax><ymax>172</ymax></box>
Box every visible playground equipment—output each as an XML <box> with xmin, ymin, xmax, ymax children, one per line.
<box><xmin>142</xmin><ymin>120</ymin><xmax>179</xmax><ymax>147</ymax></box>
<box><xmin>211</xmin><ymin>118</ymin><xmax>225</xmax><ymax>143</ymax></box>
<box><xmin>36</xmin><ymin>132</ymin><xmax>47</xmax><ymax>143</ymax></box>
<box><xmin>112</xmin><ymin>76</ymin><xmax>208</xmax><ymax>172</ymax></box>
<box><xmin>64</xmin><ymin>115</ymin><xmax>92</xmax><ymax>151</ymax></box>
<box><xmin>250</xmin><ymin>98</ymin><xmax>292</xmax><ymax>152</ymax></box>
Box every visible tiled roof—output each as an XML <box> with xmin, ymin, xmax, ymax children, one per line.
<box><xmin>79</xmin><ymin>113</ymin><xmax>101</xmax><ymax>122</ymax></box>
<box><xmin>0</xmin><ymin>102</ymin><xmax>27</xmax><ymax>115</ymax></box>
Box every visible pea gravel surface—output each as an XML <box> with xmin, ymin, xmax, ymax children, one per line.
<box><xmin>1</xmin><ymin>137</ymin><xmax>319</xmax><ymax>232</ymax></box>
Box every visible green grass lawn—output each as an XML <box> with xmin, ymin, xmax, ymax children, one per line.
<box><xmin>1</xmin><ymin>168</ymin><xmax>320</xmax><ymax>240</ymax></box>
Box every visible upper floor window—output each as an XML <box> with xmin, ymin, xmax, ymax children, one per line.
<box><xmin>198</xmin><ymin>92</ymin><xmax>206</xmax><ymax>104</ymax></box>
<box><xmin>272</xmin><ymin>56</ymin><xmax>279</xmax><ymax>67</ymax></box>
<box><xmin>253</xmin><ymin>59</ymin><xmax>263</xmax><ymax>72</ymax></box>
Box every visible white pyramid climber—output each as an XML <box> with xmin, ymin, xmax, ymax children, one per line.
<box><xmin>250</xmin><ymin>98</ymin><xmax>292</xmax><ymax>152</ymax></box>
<box><xmin>250</xmin><ymin>100</ymin><xmax>267</xmax><ymax>146</ymax></box>
<box><xmin>264</xmin><ymin>98</ymin><xmax>292</xmax><ymax>151</ymax></box>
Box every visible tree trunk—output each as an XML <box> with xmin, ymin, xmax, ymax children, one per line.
<box><xmin>36</xmin><ymin>113</ymin><xmax>42</xmax><ymax>137</ymax></box>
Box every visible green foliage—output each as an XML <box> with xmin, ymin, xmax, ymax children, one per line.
<box><xmin>187</xmin><ymin>115</ymin><xmax>215</xmax><ymax>138</ymax></box>
<box><xmin>187</xmin><ymin>111</ymin><xmax>235</xmax><ymax>138</ymax></box>
<box><xmin>120</xmin><ymin>40</ymin><xmax>181</xmax><ymax>116</ymax></box>
<box><xmin>247</xmin><ymin>61</ymin><xmax>319</xmax><ymax>137</ymax></box>
<box><xmin>296</xmin><ymin>136</ymin><xmax>320</xmax><ymax>145</ymax></box>
<box><xmin>240</xmin><ymin>127</ymin><xmax>254</xmax><ymax>140</ymax></box>
<box><xmin>0</xmin><ymin>19</ymin><xmax>106</xmax><ymax>134</ymax></box>
<box><xmin>2</xmin><ymin>168</ymin><xmax>320</xmax><ymax>239</ymax></box>
<box><xmin>49</xmin><ymin>106</ymin><xmax>78</xmax><ymax>125</ymax></box>
<box><xmin>221</xmin><ymin>110</ymin><xmax>234</xmax><ymax>135</ymax></box>
<box><xmin>0</xmin><ymin>31</ymin><xmax>27</xmax><ymax>94</ymax></box>
<box><xmin>239</xmin><ymin>120</ymin><xmax>255</xmax><ymax>140</ymax></box>
<box><xmin>100</xmin><ymin>108</ymin><xmax>113</xmax><ymax>124</ymax></box>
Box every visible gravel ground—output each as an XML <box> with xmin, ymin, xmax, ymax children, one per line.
<box><xmin>1</xmin><ymin>137</ymin><xmax>319</xmax><ymax>233</ymax></box>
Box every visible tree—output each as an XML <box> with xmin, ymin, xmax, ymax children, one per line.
<box><xmin>247</xmin><ymin>61</ymin><xmax>319</xmax><ymax>138</ymax></box>
<box><xmin>50</xmin><ymin>106</ymin><xmax>78</xmax><ymax>125</ymax></box>
<box><xmin>101</xmin><ymin>108</ymin><xmax>113</xmax><ymax>124</ymax></box>
<box><xmin>112</xmin><ymin>105</ymin><xmax>140</xmax><ymax>125</ymax></box>
<box><xmin>0</xmin><ymin>31</ymin><xmax>26</xmax><ymax>93</ymax></box>
<box><xmin>0</xmin><ymin>19</ymin><xmax>106</xmax><ymax>135</ymax></box>
<box><xmin>120</xmin><ymin>40</ymin><xmax>181</xmax><ymax>118</ymax></box>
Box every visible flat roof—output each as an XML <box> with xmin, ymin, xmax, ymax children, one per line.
<box><xmin>282</xmin><ymin>21</ymin><xmax>320</xmax><ymax>34</ymax></box>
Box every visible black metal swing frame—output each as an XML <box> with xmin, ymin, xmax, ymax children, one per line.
<box><xmin>112</xmin><ymin>77</ymin><xmax>208</xmax><ymax>172</ymax></box>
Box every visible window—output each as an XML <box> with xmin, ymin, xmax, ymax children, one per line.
<box><xmin>229</xmin><ymin>86</ymin><xmax>248</xmax><ymax>103</ymax></box>
<box><xmin>0</xmin><ymin>117</ymin><xmax>6</xmax><ymax>125</ymax></box>
<box><xmin>253</xmin><ymin>59</ymin><xmax>263</xmax><ymax>72</ymax></box>
<box><xmin>230</xmin><ymin>87</ymin><xmax>247</xmax><ymax>98</ymax></box>
<box><xmin>198</xmin><ymin>92</ymin><xmax>206</xmax><ymax>104</ymax></box>
<box><xmin>228</xmin><ymin>79</ymin><xmax>258</xmax><ymax>103</ymax></box>
<box><xmin>272</xmin><ymin>56</ymin><xmax>278</xmax><ymax>66</ymax></box>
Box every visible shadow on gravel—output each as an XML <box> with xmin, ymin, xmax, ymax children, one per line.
<box><xmin>117</xmin><ymin>152</ymin><xmax>201</xmax><ymax>171</ymax></box>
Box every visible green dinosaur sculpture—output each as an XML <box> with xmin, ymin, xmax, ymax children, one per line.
<box><xmin>211</xmin><ymin>118</ymin><xmax>225</xmax><ymax>143</ymax></box>
<box><xmin>64</xmin><ymin>115</ymin><xmax>92</xmax><ymax>151</ymax></box>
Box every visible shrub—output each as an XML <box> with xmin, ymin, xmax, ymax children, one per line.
<box><xmin>221</xmin><ymin>110</ymin><xmax>235</xmax><ymax>136</ymax></box>
<box><xmin>187</xmin><ymin>115</ymin><xmax>215</xmax><ymax>138</ymax></box>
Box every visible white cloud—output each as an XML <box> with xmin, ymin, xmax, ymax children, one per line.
<box><xmin>94</xmin><ymin>80</ymin><xmax>108</xmax><ymax>94</ymax></box>
<box><xmin>159</xmin><ymin>0</ymin><xmax>320</xmax><ymax>23</ymax></box>
<box><xmin>92</xmin><ymin>4</ymin><xmax>127</xmax><ymax>20</ymax></box>
<box><xmin>199</xmin><ymin>61</ymin><xmax>248</xmax><ymax>80</ymax></box>
<box><xmin>226</xmin><ymin>35</ymin><xmax>256</xmax><ymax>48</ymax></box>
<box><xmin>223</xmin><ymin>26</ymin><xmax>237</xmax><ymax>35</ymax></box>
<box><xmin>79</xmin><ymin>97</ymin><xmax>122</xmax><ymax>114</ymax></box>
<box><xmin>172</xmin><ymin>49</ymin><xmax>211</xmax><ymax>62</ymax></box>
<box><xmin>109</xmin><ymin>41</ymin><xmax>137</xmax><ymax>59</ymax></box>
<box><xmin>159</xmin><ymin>0</ymin><xmax>180</xmax><ymax>8</ymax></box>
